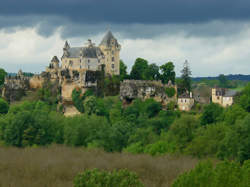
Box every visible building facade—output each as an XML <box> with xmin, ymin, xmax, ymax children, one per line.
<box><xmin>178</xmin><ymin>92</ymin><xmax>195</xmax><ymax>111</ymax></box>
<box><xmin>212</xmin><ymin>87</ymin><xmax>237</xmax><ymax>107</ymax></box>
<box><xmin>61</xmin><ymin>31</ymin><xmax>121</xmax><ymax>75</ymax></box>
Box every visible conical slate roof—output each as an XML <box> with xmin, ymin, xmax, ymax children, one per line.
<box><xmin>51</xmin><ymin>56</ymin><xmax>59</xmax><ymax>62</ymax></box>
<box><xmin>100</xmin><ymin>31</ymin><xmax>117</xmax><ymax>46</ymax></box>
<box><xmin>64</xmin><ymin>41</ymin><xmax>70</xmax><ymax>50</ymax></box>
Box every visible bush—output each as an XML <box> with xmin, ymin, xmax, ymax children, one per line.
<box><xmin>172</xmin><ymin>160</ymin><xmax>250</xmax><ymax>187</ymax></box>
<box><xmin>0</xmin><ymin>98</ymin><xmax>9</xmax><ymax>114</ymax></box>
<box><xmin>144</xmin><ymin>141</ymin><xmax>170</xmax><ymax>156</ymax></box>
<box><xmin>200</xmin><ymin>103</ymin><xmax>223</xmax><ymax>126</ymax></box>
<box><xmin>165</xmin><ymin>87</ymin><xmax>176</xmax><ymax>98</ymax></box>
<box><xmin>74</xmin><ymin>168</ymin><xmax>144</xmax><ymax>187</ymax></box>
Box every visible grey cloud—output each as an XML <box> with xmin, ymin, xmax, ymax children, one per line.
<box><xmin>1</xmin><ymin>0</ymin><xmax>250</xmax><ymax>24</ymax></box>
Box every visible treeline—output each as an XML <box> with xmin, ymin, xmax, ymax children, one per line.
<box><xmin>1</xmin><ymin>83</ymin><xmax>250</xmax><ymax>164</ymax></box>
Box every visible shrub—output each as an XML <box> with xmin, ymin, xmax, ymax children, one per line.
<box><xmin>144</xmin><ymin>141</ymin><xmax>170</xmax><ymax>156</ymax></box>
<box><xmin>74</xmin><ymin>168</ymin><xmax>144</xmax><ymax>187</ymax></box>
<box><xmin>0</xmin><ymin>98</ymin><xmax>9</xmax><ymax>114</ymax></box>
<box><xmin>172</xmin><ymin>160</ymin><xmax>250</xmax><ymax>187</ymax></box>
<box><xmin>165</xmin><ymin>87</ymin><xmax>176</xmax><ymax>98</ymax></box>
<box><xmin>200</xmin><ymin>103</ymin><xmax>223</xmax><ymax>126</ymax></box>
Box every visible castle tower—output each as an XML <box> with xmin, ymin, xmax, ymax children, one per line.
<box><xmin>99</xmin><ymin>31</ymin><xmax>121</xmax><ymax>75</ymax></box>
<box><xmin>51</xmin><ymin>56</ymin><xmax>60</xmax><ymax>69</ymax></box>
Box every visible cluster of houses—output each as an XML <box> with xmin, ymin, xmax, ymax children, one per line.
<box><xmin>177</xmin><ymin>86</ymin><xmax>237</xmax><ymax>111</ymax></box>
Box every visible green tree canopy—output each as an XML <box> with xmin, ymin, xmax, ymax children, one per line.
<box><xmin>160</xmin><ymin>62</ymin><xmax>176</xmax><ymax>84</ymax></box>
<box><xmin>145</xmin><ymin>63</ymin><xmax>160</xmax><ymax>80</ymax></box>
<box><xmin>200</xmin><ymin>103</ymin><xmax>223</xmax><ymax>126</ymax></box>
<box><xmin>120</xmin><ymin>60</ymin><xmax>128</xmax><ymax>80</ymax></box>
<box><xmin>0</xmin><ymin>98</ymin><xmax>9</xmax><ymax>114</ymax></box>
<box><xmin>130</xmin><ymin>58</ymin><xmax>149</xmax><ymax>80</ymax></box>
<box><xmin>0</xmin><ymin>68</ymin><xmax>7</xmax><ymax>86</ymax></box>
<box><xmin>179</xmin><ymin>60</ymin><xmax>192</xmax><ymax>93</ymax></box>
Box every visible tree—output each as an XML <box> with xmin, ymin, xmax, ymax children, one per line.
<box><xmin>160</xmin><ymin>62</ymin><xmax>176</xmax><ymax>84</ymax></box>
<box><xmin>120</xmin><ymin>60</ymin><xmax>128</xmax><ymax>80</ymax></box>
<box><xmin>0</xmin><ymin>68</ymin><xmax>7</xmax><ymax>86</ymax></box>
<box><xmin>145</xmin><ymin>63</ymin><xmax>160</xmax><ymax>80</ymax></box>
<box><xmin>130</xmin><ymin>58</ymin><xmax>148</xmax><ymax>80</ymax></box>
<box><xmin>218</xmin><ymin>74</ymin><xmax>229</xmax><ymax>88</ymax></box>
<box><xmin>172</xmin><ymin>160</ymin><xmax>250</xmax><ymax>187</ymax></box>
<box><xmin>179</xmin><ymin>60</ymin><xmax>192</xmax><ymax>93</ymax></box>
<box><xmin>200</xmin><ymin>103</ymin><xmax>223</xmax><ymax>126</ymax></box>
<box><xmin>0</xmin><ymin>98</ymin><xmax>9</xmax><ymax>114</ymax></box>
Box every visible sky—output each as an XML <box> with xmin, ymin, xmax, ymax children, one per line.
<box><xmin>1</xmin><ymin>0</ymin><xmax>250</xmax><ymax>76</ymax></box>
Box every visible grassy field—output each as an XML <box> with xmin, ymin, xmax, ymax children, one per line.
<box><xmin>0</xmin><ymin>145</ymin><xmax>199</xmax><ymax>187</ymax></box>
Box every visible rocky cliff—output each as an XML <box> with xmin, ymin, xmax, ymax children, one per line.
<box><xmin>120</xmin><ymin>80</ymin><xmax>177</xmax><ymax>106</ymax></box>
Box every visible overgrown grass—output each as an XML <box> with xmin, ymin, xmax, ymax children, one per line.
<box><xmin>0</xmin><ymin>145</ymin><xmax>198</xmax><ymax>187</ymax></box>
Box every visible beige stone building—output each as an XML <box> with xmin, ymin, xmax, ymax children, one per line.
<box><xmin>212</xmin><ymin>87</ymin><xmax>237</xmax><ymax>107</ymax></box>
<box><xmin>178</xmin><ymin>92</ymin><xmax>195</xmax><ymax>111</ymax></box>
<box><xmin>61</xmin><ymin>31</ymin><xmax>121</xmax><ymax>75</ymax></box>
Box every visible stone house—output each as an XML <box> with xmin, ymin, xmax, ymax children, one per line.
<box><xmin>177</xmin><ymin>92</ymin><xmax>195</xmax><ymax>111</ymax></box>
<box><xmin>212</xmin><ymin>87</ymin><xmax>237</xmax><ymax>107</ymax></box>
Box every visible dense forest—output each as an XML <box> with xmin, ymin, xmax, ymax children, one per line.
<box><xmin>0</xmin><ymin>59</ymin><xmax>249</xmax><ymax>186</ymax></box>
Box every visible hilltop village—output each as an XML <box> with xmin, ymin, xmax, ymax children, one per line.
<box><xmin>0</xmin><ymin>31</ymin><xmax>249</xmax><ymax>187</ymax></box>
<box><xmin>1</xmin><ymin>31</ymin><xmax>238</xmax><ymax>116</ymax></box>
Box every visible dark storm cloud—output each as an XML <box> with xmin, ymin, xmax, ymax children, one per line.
<box><xmin>1</xmin><ymin>0</ymin><xmax>250</xmax><ymax>39</ymax></box>
<box><xmin>1</xmin><ymin>0</ymin><xmax>250</xmax><ymax>24</ymax></box>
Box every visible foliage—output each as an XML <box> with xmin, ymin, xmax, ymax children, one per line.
<box><xmin>239</xmin><ymin>83</ymin><xmax>250</xmax><ymax>112</ymax></box>
<box><xmin>36</xmin><ymin>81</ymin><xmax>59</xmax><ymax>106</ymax></box>
<box><xmin>74</xmin><ymin>168</ymin><xmax>144</xmax><ymax>187</ymax></box>
<box><xmin>72</xmin><ymin>89</ymin><xmax>85</xmax><ymax>113</ymax></box>
<box><xmin>130</xmin><ymin>58</ymin><xmax>149</xmax><ymax>80</ymax></box>
<box><xmin>120</xmin><ymin>60</ymin><xmax>129</xmax><ymax>81</ymax></box>
<box><xmin>0</xmin><ymin>68</ymin><xmax>7</xmax><ymax>86</ymax></box>
<box><xmin>200</xmin><ymin>103</ymin><xmax>223</xmax><ymax>126</ymax></box>
<box><xmin>145</xmin><ymin>63</ymin><xmax>160</xmax><ymax>80</ymax></box>
<box><xmin>218</xmin><ymin>74</ymin><xmax>229</xmax><ymax>88</ymax></box>
<box><xmin>172</xmin><ymin>160</ymin><xmax>250</xmax><ymax>187</ymax></box>
<box><xmin>179</xmin><ymin>60</ymin><xmax>192</xmax><ymax>94</ymax></box>
<box><xmin>0</xmin><ymin>98</ymin><xmax>9</xmax><ymax>114</ymax></box>
<box><xmin>104</xmin><ymin>75</ymin><xmax>120</xmax><ymax>96</ymax></box>
<box><xmin>160</xmin><ymin>62</ymin><xmax>176</xmax><ymax>84</ymax></box>
<box><xmin>165</xmin><ymin>87</ymin><xmax>176</xmax><ymax>98</ymax></box>
<box><xmin>0</xmin><ymin>101</ymin><xmax>63</xmax><ymax>147</ymax></box>
<box><xmin>185</xmin><ymin>123</ymin><xmax>228</xmax><ymax>157</ymax></box>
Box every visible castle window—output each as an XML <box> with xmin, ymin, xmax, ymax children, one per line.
<box><xmin>112</xmin><ymin>51</ymin><xmax>114</xmax><ymax>55</ymax></box>
<box><xmin>98</xmin><ymin>59</ymin><xmax>100</xmax><ymax>63</ymax></box>
<box><xmin>88</xmin><ymin>59</ymin><xmax>90</xmax><ymax>63</ymax></box>
<box><xmin>112</xmin><ymin>64</ymin><xmax>115</xmax><ymax>69</ymax></box>
<box><xmin>88</xmin><ymin>65</ymin><xmax>90</xmax><ymax>69</ymax></box>
<box><xmin>112</xmin><ymin>57</ymin><xmax>114</xmax><ymax>62</ymax></box>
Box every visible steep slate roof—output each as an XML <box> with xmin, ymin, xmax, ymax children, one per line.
<box><xmin>224</xmin><ymin>90</ymin><xmax>237</xmax><ymax>97</ymax></box>
<box><xmin>100</xmin><ymin>30</ymin><xmax>118</xmax><ymax>46</ymax></box>
<box><xmin>179</xmin><ymin>92</ymin><xmax>192</xmax><ymax>99</ymax></box>
<box><xmin>67</xmin><ymin>47</ymin><xmax>103</xmax><ymax>58</ymax></box>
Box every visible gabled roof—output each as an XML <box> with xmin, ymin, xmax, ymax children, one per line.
<box><xmin>224</xmin><ymin>90</ymin><xmax>237</xmax><ymax>97</ymax></box>
<box><xmin>179</xmin><ymin>92</ymin><xmax>192</xmax><ymax>99</ymax></box>
<box><xmin>100</xmin><ymin>30</ymin><xmax>118</xmax><ymax>47</ymax></box>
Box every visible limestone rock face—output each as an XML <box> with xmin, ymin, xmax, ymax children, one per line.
<box><xmin>120</xmin><ymin>80</ymin><xmax>177</xmax><ymax>106</ymax></box>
